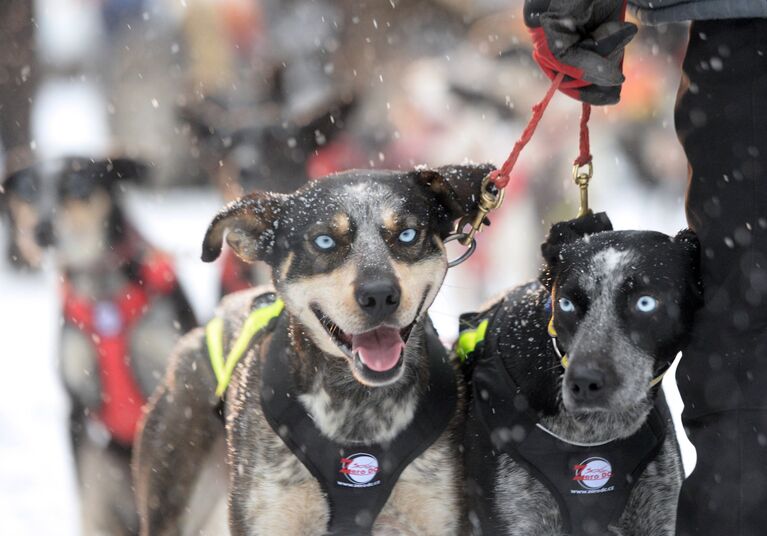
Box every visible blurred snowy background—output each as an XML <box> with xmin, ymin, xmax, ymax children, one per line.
<box><xmin>0</xmin><ymin>0</ymin><xmax>692</xmax><ymax>533</ymax></box>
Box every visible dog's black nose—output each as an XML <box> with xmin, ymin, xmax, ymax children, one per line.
<box><xmin>356</xmin><ymin>280</ymin><xmax>401</xmax><ymax>321</ymax></box>
<box><xmin>567</xmin><ymin>367</ymin><xmax>608</xmax><ymax>403</ymax></box>
<box><xmin>35</xmin><ymin>220</ymin><xmax>55</xmax><ymax>248</ymax></box>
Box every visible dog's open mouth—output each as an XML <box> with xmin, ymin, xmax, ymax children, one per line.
<box><xmin>311</xmin><ymin>306</ymin><xmax>416</xmax><ymax>382</ymax></box>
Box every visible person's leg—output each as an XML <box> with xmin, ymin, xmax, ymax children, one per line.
<box><xmin>675</xmin><ymin>18</ymin><xmax>767</xmax><ymax>535</ymax></box>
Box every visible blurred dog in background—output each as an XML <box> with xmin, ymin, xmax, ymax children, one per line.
<box><xmin>179</xmin><ymin>91</ymin><xmax>355</xmax><ymax>297</ymax></box>
<box><xmin>3</xmin><ymin>156</ymin><xmax>196</xmax><ymax>535</ymax></box>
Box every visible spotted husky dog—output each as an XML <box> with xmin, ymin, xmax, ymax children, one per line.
<box><xmin>459</xmin><ymin>214</ymin><xmax>702</xmax><ymax>536</ymax></box>
<box><xmin>134</xmin><ymin>164</ymin><xmax>494</xmax><ymax>535</ymax></box>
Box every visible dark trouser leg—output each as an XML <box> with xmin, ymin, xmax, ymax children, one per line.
<box><xmin>675</xmin><ymin>19</ymin><xmax>767</xmax><ymax>535</ymax></box>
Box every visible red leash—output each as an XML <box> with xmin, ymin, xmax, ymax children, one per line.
<box><xmin>446</xmin><ymin>72</ymin><xmax>595</xmax><ymax>267</ymax></box>
<box><xmin>488</xmin><ymin>72</ymin><xmax>593</xmax><ymax>190</ymax></box>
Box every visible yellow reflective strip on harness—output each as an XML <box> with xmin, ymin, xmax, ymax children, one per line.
<box><xmin>207</xmin><ymin>298</ymin><xmax>285</xmax><ymax>397</ymax></box>
<box><xmin>456</xmin><ymin>319</ymin><xmax>489</xmax><ymax>362</ymax></box>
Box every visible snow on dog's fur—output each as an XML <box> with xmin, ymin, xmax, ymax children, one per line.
<box><xmin>464</xmin><ymin>218</ymin><xmax>702</xmax><ymax>536</ymax></box>
<box><xmin>134</xmin><ymin>164</ymin><xmax>493</xmax><ymax>535</ymax></box>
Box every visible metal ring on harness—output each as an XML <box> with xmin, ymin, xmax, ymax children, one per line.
<box><xmin>444</xmin><ymin>233</ymin><xmax>476</xmax><ymax>268</ymax></box>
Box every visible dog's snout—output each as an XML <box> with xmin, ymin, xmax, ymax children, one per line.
<box><xmin>356</xmin><ymin>280</ymin><xmax>401</xmax><ymax>321</ymax></box>
<box><xmin>567</xmin><ymin>366</ymin><xmax>612</xmax><ymax>403</ymax></box>
<box><xmin>34</xmin><ymin>220</ymin><xmax>55</xmax><ymax>247</ymax></box>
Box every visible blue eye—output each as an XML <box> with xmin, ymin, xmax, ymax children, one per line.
<box><xmin>398</xmin><ymin>228</ymin><xmax>417</xmax><ymax>243</ymax></box>
<box><xmin>314</xmin><ymin>235</ymin><xmax>336</xmax><ymax>250</ymax></box>
<box><xmin>558</xmin><ymin>297</ymin><xmax>575</xmax><ymax>313</ymax></box>
<box><xmin>636</xmin><ymin>296</ymin><xmax>657</xmax><ymax>313</ymax></box>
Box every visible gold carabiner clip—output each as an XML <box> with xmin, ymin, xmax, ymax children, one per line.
<box><xmin>454</xmin><ymin>174</ymin><xmax>506</xmax><ymax>246</ymax></box>
<box><xmin>572</xmin><ymin>161</ymin><xmax>593</xmax><ymax>218</ymax></box>
<box><xmin>445</xmin><ymin>174</ymin><xmax>505</xmax><ymax>268</ymax></box>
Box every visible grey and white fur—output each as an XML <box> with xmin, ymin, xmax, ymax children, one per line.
<box><xmin>464</xmin><ymin>220</ymin><xmax>703</xmax><ymax>536</ymax></box>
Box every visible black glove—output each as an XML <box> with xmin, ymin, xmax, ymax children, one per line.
<box><xmin>524</xmin><ymin>0</ymin><xmax>637</xmax><ymax>105</ymax></box>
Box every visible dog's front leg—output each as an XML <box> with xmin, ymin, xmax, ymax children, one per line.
<box><xmin>618</xmin><ymin>435</ymin><xmax>684</xmax><ymax>536</ymax></box>
<box><xmin>227</xmin><ymin>419</ymin><xmax>330</xmax><ymax>536</ymax></box>
<box><xmin>229</xmin><ymin>479</ymin><xmax>329</xmax><ymax>536</ymax></box>
<box><xmin>133</xmin><ymin>328</ymin><xmax>223</xmax><ymax>536</ymax></box>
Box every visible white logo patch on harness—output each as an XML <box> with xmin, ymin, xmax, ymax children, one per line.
<box><xmin>571</xmin><ymin>457</ymin><xmax>615</xmax><ymax>494</ymax></box>
<box><xmin>338</xmin><ymin>453</ymin><xmax>381</xmax><ymax>488</ymax></box>
<box><xmin>94</xmin><ymin>301</ymin><xmax>123</xmax><ymax>337</ymax></box>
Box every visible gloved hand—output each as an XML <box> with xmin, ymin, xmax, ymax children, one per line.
<box><xmin>524</xmin><ymin>0</ymin><xmax>637</xmax><ymax>105</ymax></box>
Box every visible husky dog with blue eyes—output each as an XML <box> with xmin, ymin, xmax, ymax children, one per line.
<box><xmin>134</xmin><ymin>164</ymin><xmax>494</xmax><ymax>536</ymax></box>
<box><xmin>459</xmin><ymin>213</ymin><xmax>703</xmax><ymax>536</ymax></box>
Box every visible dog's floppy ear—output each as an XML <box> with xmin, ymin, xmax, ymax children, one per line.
<box><xmin>414</xmin><ymin>163</ymin><xmax>496</xmax><ymax>235</ymax></box>
<box><xmin>673</xmin><ymin>228</ymin><xmax>704</xmax><ymax>305</ymax></box>
<box><xmin>539</xmin><ymin>211</ymin><xmax>613</xmax><ymax>289</ymax></box>
<box><xmin>201</xmin><ymin>191</ymin><xmax>284</xmax><ymax>264</ymax></box>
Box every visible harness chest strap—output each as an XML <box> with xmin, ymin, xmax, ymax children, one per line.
<box><xmin>206</xmin><ymin>298</ymin><xmax>285</xmax><ymax>396</ymax></box>
<box><xmin>471</xmin><ymin>352</ymin><xmax>667</xmax><ymax>536</ymax></box>
<box><xmin>206</xmin><ymin>300</ymin><xmax>457</xmax><ymax>535</ymax></box>
<box><xmin>63</xmin><ymin>254</ymin><xmax>179</xmax><ymax>446</ymax></box>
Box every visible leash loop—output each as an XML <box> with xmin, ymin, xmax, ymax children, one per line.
<box><xmin>486</xmin><ymin>72</ymin><xmax>595</xmax><ymax>218</ymax></box>
<box><xmin>444</xmin><ymin>233</ymin><xmax>477</xmax><ymax>268</ymax></box>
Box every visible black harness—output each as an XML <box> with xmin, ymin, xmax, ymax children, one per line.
<box><xmin>260</xmin><ymin>314</ymin><xmax>457</xmax><ymax>535</ymax></box>
<box><xmin>463</xmin><ymin>302</ymin><xmax>668</xmax><ymax>536</ymax></box>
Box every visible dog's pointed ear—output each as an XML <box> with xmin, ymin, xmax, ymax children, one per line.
<box><xmin>291</xmin><ymin>96</ymin><xmax>356</xmax><ymax>153</ymax></box>
<box><xmin>177</xmin><ymin>97</ymin><xmax>229</xmax><ymax>144</ymax></box>
<box><xmin>201</xmin><ymin>191</ymin><xmax>284</xmax><ymax>264</ymax></box>
<box><xmin>539</xmin><ymin>212</ymin><xmax>613</xmax><ymax>289</ymax></box>
<box><xmin>2</xmin><ymin>164</ymin><xmax>40</xmax><ymax>204</ymax></box>
<box><xmin>673</xmin><ymin>228</ymin><xmax>704</xmax><ymax>304</ymax></box>
<box><xmin>413</xmin><ymin>163</ymin><xmax>496</xmax><ymax>235</ymax></box>
<box><xmin>106</xmin><ymin>157</ymin><xmax>150</xmax><ymax>183</ymax></box>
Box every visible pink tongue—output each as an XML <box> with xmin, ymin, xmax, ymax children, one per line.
<box><xmin>352</xmin><ymin>327</ymin><xmax>405</xmax><ymax>372</ymax></box>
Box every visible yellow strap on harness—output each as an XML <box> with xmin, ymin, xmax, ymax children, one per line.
<box><xmin>206</xmin><ymin>298</ymin><xmax>285</xmax><ymax>397</ymax></box>
<box><xmin>456</xmin><ymin>319</ymin><xmax>489</xmax><ymax>363</ymax></box>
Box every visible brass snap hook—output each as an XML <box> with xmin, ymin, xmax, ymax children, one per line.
<box><xmin>444</xmin><ymin>174</ymin><xmax>505</xmax><ymax>268</ymax></box>
<box><xmin>572</xmin><ymin>161</ymin><xmax>593</xmax><ymax>218</ymax></box>
<box><xmin>458</xmin><ymin>174</ymin><xmax>505</xmax><ymax>246</ymax></box>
